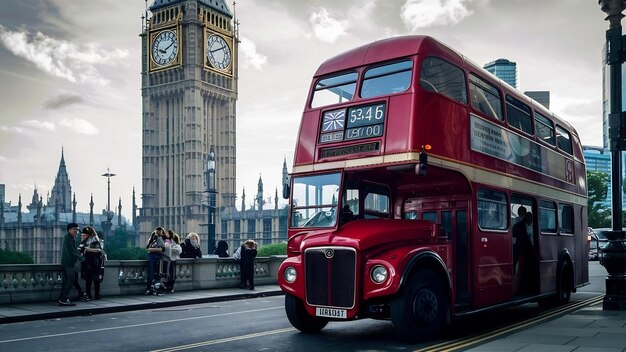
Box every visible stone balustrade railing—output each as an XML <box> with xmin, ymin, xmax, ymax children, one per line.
<box><xmin>0</xmin><ymin>256</ymin><xmax>286</xmax><ymax>305</ymax></box>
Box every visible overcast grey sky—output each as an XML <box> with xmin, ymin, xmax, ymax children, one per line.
<box><xmin>0</xmin><ymin>0</ymin><xmax>609</xmax><ymax>218</ymax></box>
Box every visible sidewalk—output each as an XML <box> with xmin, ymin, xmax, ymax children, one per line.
<box><xmin>0</xmin><ymin>284</ymin><xmax>283</xmax><ymax>325</ymax></box>
<box><xmin>464</xmin><ymin>298</ymin><xmax>626</xmax><ymax>352</ymax></box>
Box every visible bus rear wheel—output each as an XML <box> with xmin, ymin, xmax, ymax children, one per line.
<box><xmin>391</xmin><ymin>270</ymin><xmax>448</xmax><ymax>342</ymax></box>
<box><xmin>285</xmin><ymin>293</ymin><xmax>329</xmax><ymax>333</ymax></box>
<box><xmin>539</xmin><ymin>261</ymin><xmax>572</xmax><ymax>307</ymax></box>
<box><xmin>555</xmin><ymin>261</ymin><xmax>572</xmax><ymax>304</ymax></box>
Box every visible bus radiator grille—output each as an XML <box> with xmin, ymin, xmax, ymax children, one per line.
<box><xmin>305</xmin><ymin>247</ymin><xmax>356</xmax><ymax>308</ymax></box>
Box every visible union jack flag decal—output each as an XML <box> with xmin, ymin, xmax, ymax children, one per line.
<box><xmin>322</xmin><ymin>109</ymin><xmax>345</xmax><ymax>132</ymax></box>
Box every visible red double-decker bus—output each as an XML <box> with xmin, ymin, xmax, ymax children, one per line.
<box><xmin>279</xmin><ymin>35</ymin><xmax>589</xmax><ymax>341</ymax></box>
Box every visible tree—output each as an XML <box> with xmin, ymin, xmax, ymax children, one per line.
<box><xmin>587</xmin><ymin>171</ymin><xmax>611</xmax><ymax>228</ymax></box>
<box><xmin>105</xmin><ymin>228</ymin><xmax>130</xmax><ymax>253</ymax></box>
<box><xmin>108</xmin><ymin>247</ymin><xmax>148</xmax><ymax>260</ymax></box>
<box><xmin>0</xmin><ymin>248</ymin><xmax>34</xmax><ymax>264</ymax></box>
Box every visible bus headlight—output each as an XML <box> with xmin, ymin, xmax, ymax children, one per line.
<box><xmin>370</xmin><ymin>265</ymin><xmax>388</xmax><ymax>284</ymax></box>
<box><xmin>284</xmin><ymin>266</ymin><xmax>297</xmax><ymax>283</ymax></box>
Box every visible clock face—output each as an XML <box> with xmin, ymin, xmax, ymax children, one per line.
<box><xmin>152</xmin><ymin>30</ymin><xmax>179</xmax><ymax>66</ymax></box>
<box><xmin>206</xmin><ymin>34</ymin><xmax>231</xmax><ymax>71</ymax></box>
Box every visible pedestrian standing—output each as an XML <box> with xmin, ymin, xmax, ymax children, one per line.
<box><xmin>59</xmin><ymin>223</ymin><xmax>84</xmax><ymax>306</ymax></box>
<box><xmin>163</xmin><ymin>229</ymin><xmax>181</xmax><ymax>293</ymax></box>
<box><xmin>80</xmin><ymin>226</ymin><xmax>104</xmax><ymax>300</ymax></box>
<box><xmin>236</xmin><ymin>240</ymin><xmax>258</xmax><ymax>290</ymax></box>
<box><xmin>145</xmin><ymin>227</ymin><xmax>165</xmax><ymax>295</ymax></box>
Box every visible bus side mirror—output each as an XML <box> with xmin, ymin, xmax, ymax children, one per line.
<box><xmin>416</xmin><ymin>151</ymin><xmax>428</xmax><ymax>176</ymax></box>
<box><xmin>283</xmin><ymin>183</ymin><xmax>290</xmax><ymax>199</ymax></box>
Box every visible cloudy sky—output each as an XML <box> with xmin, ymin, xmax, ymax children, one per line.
<box><xmin>0</xmin><ymin>0</ymin><xmax>609</xmax><ymax>218</ymax></box>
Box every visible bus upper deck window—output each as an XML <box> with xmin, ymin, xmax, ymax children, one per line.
<box><xmin>311</xmin><ymin>72</ymin><xmax>358</xmax><ymax>108</ymax></box>
<box><xmin>535</xmin><ymin>112</ymin><xmax>555</xmax><ymax>146</ymax></box>
<box><xmin>420</xmin><ymin>57</ymin><xmax>467</xmax><ymax>104</ymax></box>
<box><xmin>469</xmin><ymin>74</ymin><xmax>502</xmax><ymax>121</ymax></box>
<box><xmin>361</xmin><ymin>60</ymin><xmax>413</xmax><ymax>99</ymax></box>
<box><xmin>556</xmin><ymin>125</ymin><xmax>573</xmax><ymax>155</ymax></box>
<box><xmin>505</xmin><ymin>95</ymin><xmax>533</xmax><ymax>135</ymax></box>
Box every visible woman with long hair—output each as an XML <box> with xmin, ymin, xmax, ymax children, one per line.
<box><xmin>80</xmin><ymin>226</ymin><xmax>104</xmax><ymax>300</ymax></box>
<box><xmin>145</xmin><ymin>227</ymin><xmax>165</xmax><ymax>295</ymax></box>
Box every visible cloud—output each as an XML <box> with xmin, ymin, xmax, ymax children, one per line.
<box><xmin>59</xmin><ymin>118</ymin><xmax>99</xmax><ymax>135</ymax></box>
<box><xmin>309</xmin><ymin>8</ymin><xmax>349</xmax><ymax>43</ymax></box>
<box><xmin>0</xmin><ymin>125</ymin><xmax>26</xmax><ymax>134</ymax></box>
<box><xmin>239</xmin><ymin>37</ymin><xmax>267</xmax><ymax>70</ymax></box>
<box><xmin>401</xmin><ymin>0</ymin><xmax>473</xmax><ymax>31</ymax></box>
<box><xmin>0</xmin><ymin>25</ymin><xmax>128</xmax><ymax>85</ymax></box>
<box><xmin>42</xmin><ymin>93</ymin><xmax>84</xmax><ymax>109</ymax></box>
<box><xmin>22</xmin><ymin>120</ymin><xmax>55</xmax><ymax>131</ymax></box>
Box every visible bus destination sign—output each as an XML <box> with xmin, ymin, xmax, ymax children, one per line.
<box><xmin>319</xmin><ymin>103</ymin><xmax>385</xmax><ymax>144</ymax></box>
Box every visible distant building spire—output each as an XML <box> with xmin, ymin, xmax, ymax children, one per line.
<box><xmin>49</xmin><ymin>148</ymin><xmax>72</xmax><ymax>212</ymax></box>
<box><xmin>118</xmin><ymin>197</ymin><xmax>122</xmax><ymax>227</ymax></box>
<box><xmin>17</xmin><ymin>194</ymin><xmax>22</xmax><ymax>224</ymax></box>
<box><xmin>241</xmin><ymin>187</ymin><xmax>246</xmax><ymax>212</ymax></box>
<box><xmin>36</xmin><ymin>196</ymin><xmax>42</xmax><ymax>222</ymax></box>
<box><xmin>28</xmin><ymin>185</ymin><xmax>40</xmax><ymax>212</ymax></box>
<box><xmin>257</xmin><ymin>174</ymin><xmax>264</xmax><ymax>210</ymax></box>
<box><xmin>275</xmin><ymin>188</ymin><xmax>278</xmax><ymax>210</ymax></box>
<box><xmin>72</xmin><ymin>193</ymin><xmax>77</xmax><ymax>223</ymax></box>
<box><xmin>282</xmin><ymin>157</ymin><xmax>289</xmax><ymax>198</ymax></box>
<box><xmin>89</xmin><ymin>193</ymin><xmax>95</xmax><ymax>226</ymax></box>
<box><xmin>132</xmin><ymin>186</ymin><xmax>137</xmax><ymax>230</ymax></box>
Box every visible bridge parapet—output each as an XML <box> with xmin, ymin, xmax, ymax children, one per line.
<box><xmin>0</xmin><ymin>256</ymin><xmax>285</xmax><ymax>305</ymax></box>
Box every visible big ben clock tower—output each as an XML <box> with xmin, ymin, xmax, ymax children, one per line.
<box><xmin>140</xmin><ymin>0</ymin><xmax>238</xmax><ymax>248</ymax></box>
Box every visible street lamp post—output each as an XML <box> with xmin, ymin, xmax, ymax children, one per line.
<box><xmin>599</xmin><ymin>0</ymin><xmax>626</xmax><ymax>310</ymax></box>
<box><xmin>101</xmin><ymin>168</ymin><xmax>116</xmax><ymax>246</ymax></box>
<box><xmin>205</xmin><ymin>146</ymin><xmax>217</xmax><ymax>255</ymax></box>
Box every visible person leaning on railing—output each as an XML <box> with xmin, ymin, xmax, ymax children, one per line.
<box><xmin>145</xmin><ymin>227</ymin><xmax>165</xmax><ymax>295</ymax></box>
<box><xmin>180</xmin><ymin>232</ymin><xmax>202</xmax><ymax>259</ymax></box>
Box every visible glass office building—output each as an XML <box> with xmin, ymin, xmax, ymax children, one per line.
<box><xmin>484</xmin><ymin>59</ymin><xmax>518</xmax><ymax>89</ymax></box>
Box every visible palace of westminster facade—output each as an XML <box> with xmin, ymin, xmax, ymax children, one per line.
<box><xmin>0</xmin><ymin>0</ymin><xmax>288</xmax><ymax>264</ymax></box>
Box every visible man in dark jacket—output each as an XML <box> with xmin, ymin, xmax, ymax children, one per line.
<box><xmin>59</xmin><ymin>223</ymin><xmax>83</xmax><ymax>306</ymax></box>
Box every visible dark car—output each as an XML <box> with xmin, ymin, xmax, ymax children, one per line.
<box><xmin>589</xmin><ymin>228</ymin><xmax>611</xmax><ymax>262</ymax></box>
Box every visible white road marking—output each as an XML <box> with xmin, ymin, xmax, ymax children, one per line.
<box><xmin>0</xmin><ymin>306</ymin><xmax>283</xmax><ymax>344</ymax></box>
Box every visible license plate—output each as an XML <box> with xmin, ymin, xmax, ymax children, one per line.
<box><xmin>316</xmin><ymin>307</ymin><xmax>347</xmax><ymax>319</ymax></box>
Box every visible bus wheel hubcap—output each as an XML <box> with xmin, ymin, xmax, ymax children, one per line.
<box><xmin>414</xmin><ymin>289</ymin><xmax>437</xmax><ymax>322</ymax></box>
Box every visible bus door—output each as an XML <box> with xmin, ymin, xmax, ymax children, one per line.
<box><xmin>405</xmin><ymin>199</ymin><xmax>470</xmax><ymax>308</ymax></box>
<box><xmin>474</xmin><ymin>189</ymin><xmax>511</xmax><ymax>307</ymax></box>
<box><xmin>511</xmin><ymin>195</ymin><xmax>537</xmax><ymax>296</ymax></box>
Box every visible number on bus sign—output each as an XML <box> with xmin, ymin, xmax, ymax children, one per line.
<box><xmin>345</xmin><ymin>124</ymin><xmax>383</xmax><ymax>140</ymax></box>
<box><xmin>347</xmin><ymin>103</ymin><xmax>385</xmax><ymax>128</ymax></box>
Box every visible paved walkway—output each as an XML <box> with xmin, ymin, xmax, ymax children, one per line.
<box><xmin>465</xmin><ymin>299</ymin><xmax>626</xmax><ymax>352</ymax></box>
<box><xmin>1</xmin><ymin>287</ymin><xmax>625</xmax><ymax>351</ymax></box>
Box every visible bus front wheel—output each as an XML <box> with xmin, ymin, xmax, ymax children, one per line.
<box><xmin>391</xmin><ymin>270</ymin><xmax>448</xmax><ymax>342</ymax></box>
<box><xmin>285</xmin><ymin>293</ymin><xmax>329</xmax><ymax>333</ymax></box>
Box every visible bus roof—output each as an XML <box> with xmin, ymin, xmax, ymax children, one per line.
<box><xmin>314</xmin><ymin>35</ymin><xmax>463</xmax><ymax>77</ymax></box>
<box><xmin>313</xmin><ymin>35</ymin><xmax>579</xmax><ymax>143</ymax></box>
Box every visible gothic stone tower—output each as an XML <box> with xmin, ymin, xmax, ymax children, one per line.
<box><xmin>140</xmin><ymin>0</ymin><xmax>238</xmax><ymax>243</ymax></box>
<box><xmin>48</xmin><ymin>149</ymin><xmax>72</xmax><ymax>213</ymax></box>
